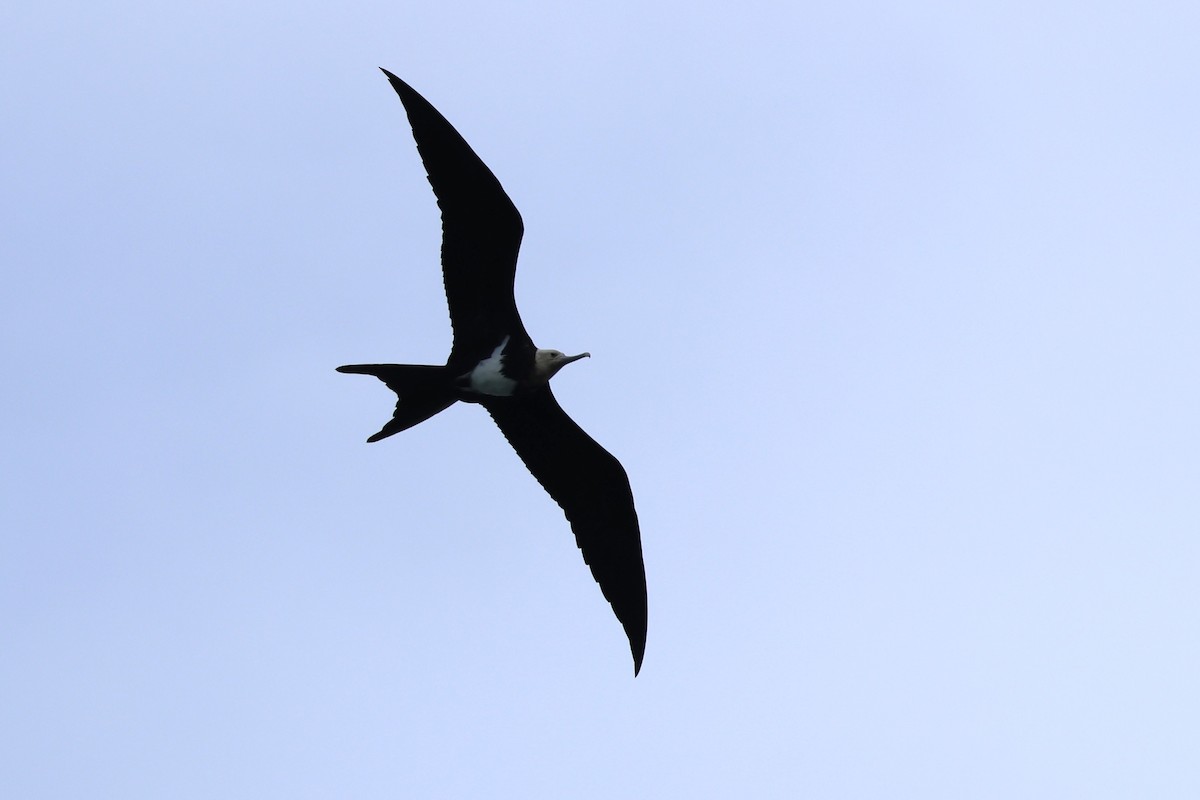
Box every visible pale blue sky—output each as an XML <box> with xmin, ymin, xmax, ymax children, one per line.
<box><xmin>4</xmin><ymin>1</ymin><xmax>1200</xmax><ymax>797</ymax></box>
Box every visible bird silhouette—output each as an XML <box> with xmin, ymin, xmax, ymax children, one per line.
<box><xmin>338</xmin><ymin>69</ymin><xmax>647</xmax><ymax>674</ymax></box>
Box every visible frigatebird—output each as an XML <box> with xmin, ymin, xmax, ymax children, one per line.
<box><xmin>337</xmin><ymin>70</ymin><xmax>648</xmax><ymax>675</ymax></box>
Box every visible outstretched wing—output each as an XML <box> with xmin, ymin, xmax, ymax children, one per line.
<box><xmin>483</xmin><ymin>388</ymin><xmax>648</xmax><ymax>674</ymax></box>
<box><xmin>381</xmin><ymin>69</ymin><xmax>530</xmax><ymax>366</ymax></box>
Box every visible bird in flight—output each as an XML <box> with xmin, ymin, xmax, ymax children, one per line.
<box><xmin>338</xmin><ymin>69</ymin><xmax>648</xmax><ymax>675</ymax></box>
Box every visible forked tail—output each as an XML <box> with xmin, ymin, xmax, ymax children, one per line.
<box><xmin>336</xmin><ymin>363</ymin><xmax>457</xmax><ymax>442</ymax></box>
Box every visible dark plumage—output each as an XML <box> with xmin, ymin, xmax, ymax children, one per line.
<box><xmin>337</xmin><ymin>69</ymin><xmax>647</xmax><ymax>674</ymax></box>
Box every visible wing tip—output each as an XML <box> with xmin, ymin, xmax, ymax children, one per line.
<box><xmin>629</xmin><ymin>625</ymin><xmax>646</xmax><ymax>677</ymax></box>
<box><xmin>379</xmin><ymin>67</ymin><xmax>411</xmax><ymax>96</ymax></box>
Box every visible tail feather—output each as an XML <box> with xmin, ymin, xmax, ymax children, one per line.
<box><xmin>336</xmin><ymin>364</ymin><xmax>457</xmax><ymax>441</ymax></box>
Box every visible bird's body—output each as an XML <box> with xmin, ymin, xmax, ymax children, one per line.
<box><xmin>454</xmin><ymin>336</ymin><xmax>590</xmax><ymax>399</ymax></box>
<box><xmin>464</xmin><ymin>336</ymin><xmax>522</xmax><ymax>397</ymax></box>
<box><xmin>338</xmin><ymin>70</ymin><xmax>647</xmax><ymax>674</ymax></box>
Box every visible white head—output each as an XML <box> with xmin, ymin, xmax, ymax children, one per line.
<box><xmin>532</xmin><ymin>348</ymin><xmax>590</xmax><ymax>382</ymax></box>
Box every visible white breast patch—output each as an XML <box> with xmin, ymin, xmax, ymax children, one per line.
<box><xmin>467</xmin><ymin>336</ymin><xmax>518</xmax><ymax>396</ymax></box>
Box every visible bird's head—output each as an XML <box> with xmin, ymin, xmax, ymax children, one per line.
<box><xmin>532</xmin><ymin>349</ymin><xmax>590</xmax><ymax>383</ymax></box>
